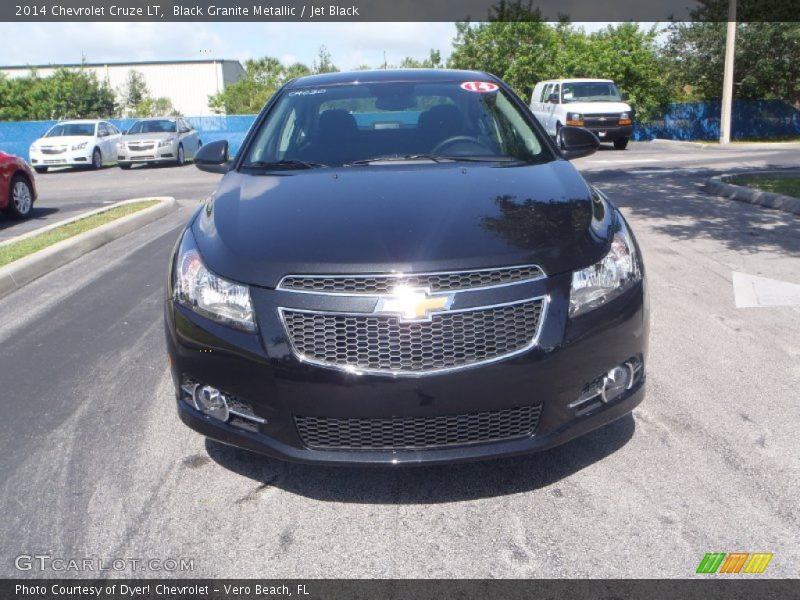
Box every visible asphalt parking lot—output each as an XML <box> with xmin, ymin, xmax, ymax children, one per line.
<box><xmin>1</xmin><ymin>141</ymin><xmax>798</xmax><ymax>578</ymax></box>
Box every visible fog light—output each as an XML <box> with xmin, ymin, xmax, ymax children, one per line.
<box><xmin>193</xmin><ymin>385</ymin><xmax>229</xmax><ymax>422</ymax></box>
<box><xmin>600</xmin><ymin>365</ymin><xmax>634</xmax><ymax>404</ymax></box>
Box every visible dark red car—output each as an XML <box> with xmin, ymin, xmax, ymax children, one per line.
<box><xmin>0</xmin><ymin>151</ymin><xmax>37</xmax><ymax>220</ymax></box>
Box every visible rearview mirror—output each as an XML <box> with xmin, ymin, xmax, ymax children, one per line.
<box><xmin>194</xmin><ymin>139</ymin><xmax>231</xmax><ymax>174</ymax></box>
<box><xmin>558</xmin><ymin>126</ymin><xmax>599</xmax><ymax>160</ymax></box>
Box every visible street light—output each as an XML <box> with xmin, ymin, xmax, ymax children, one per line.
<box><xmin>720</xmin><ymin>0</ymin><xmax>737</xmax><ymax>144</ymax></box>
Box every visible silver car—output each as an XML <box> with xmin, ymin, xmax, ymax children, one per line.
<box><xmin>117</xmin><ymin>117</ymin><xmax>201</xmax><ymax>169</ymax></box>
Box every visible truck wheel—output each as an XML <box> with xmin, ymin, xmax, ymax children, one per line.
<box><xmin>614</xmin><ymin>138</ymin><xmax>629</xmax><ymax>150</ymax></box>
<box><xmin>555</xmin><ymin>125</ymin><xmax>565</xmax><ymax>150</ymax></box>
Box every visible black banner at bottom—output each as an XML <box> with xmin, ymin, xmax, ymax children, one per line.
<box><xmin>3</xmin><ymin>579</ymin><xmax>800</xmax><ymax>600</ymax></box>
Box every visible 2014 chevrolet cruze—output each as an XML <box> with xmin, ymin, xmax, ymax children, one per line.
<box><xmin>165</xmin><ymin>69</ymin><xmax>648</xmax><ymax>466</ymax></box>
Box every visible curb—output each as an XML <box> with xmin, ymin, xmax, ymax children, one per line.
<box><xmin>0</xmin><ymin>196</ymin><xmax>177</xmax><ymax>300</ymax></box>
<box><xmin>704</xmin><ymin>171</ymin><xmax>800</xmax><ymax>216</ymax></box>
<box><xmin>650</xmin><ymin>139</ymin><xmax>710</xmax><ymax>149</ymax></box>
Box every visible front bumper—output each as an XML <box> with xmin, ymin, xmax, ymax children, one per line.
<box><xmin>118</xmin><ymin>143</ymin><xmax>176</xmax><ymax>163</ymax></box>
<box><xmin>166</xmin><ymin>267</ymin><xmax>648</xmax><ymax>466</ymax></box>
<box><xmin>583</xmin><ymin>124</ymin><xmax>633</xmax><ymax>142</ymax></box>
<box><xmin>29</xmin><ymin>149</ymin><xmax>93</xmax><ymax>167</ymax></box>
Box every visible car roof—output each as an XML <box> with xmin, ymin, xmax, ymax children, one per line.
<box><xmin>286</xmin><ymin>68</ymin><xmax>493</xmax><ymax>88</ymax></box>
<box><xmin>133</xmin><ymin>116</ymin><xmax>177</xmax><ymax>121</ymax></box>
<box><xmin>53</xmin><ymin>120</ymin><xmax>101</xmax><ymax>124</ymax></box>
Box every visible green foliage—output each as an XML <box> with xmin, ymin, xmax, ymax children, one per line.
<box><xmin>313</xmin><ymin>46</ymin><xmax>339</xmax><ymax>74</ymax></box>
<box><xmin>664</xmin><ymin>21</ymin><xmax>800</xmax><ymax>106</ymax></box>
<box><xmin>0</xmin><ymin>68</ymin><xmax>116</xmax><ymax>121</ymax></box>
<box><xmin>399</xmin><ymin>50</ymin><xmax>444</xmax><ymax>69</ymax></box>
<box><xmin>208</xmin><ymin>56</ymin><xmax>313</xmax><ymax>114</ymax></box>
<box><xmin>448</xmin><ymin>8</ymin><xmax>672</xmax><ymax>121</ymax></box>
<box><xmin>120</xmin><ymin>70</ymin><xmax>149</xmax><ymax>112</ymax></box>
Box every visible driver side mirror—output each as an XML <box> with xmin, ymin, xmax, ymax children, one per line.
<box><xmin>558</xmin><ymin>126</ymin><xmax>599</xmax><ymax>160</ymax></box>
<box><xmin>547</xmin><ymin>92</ymin><xmax>559</xmax><ymax>104</ymax></box>
<box><xmin>194</xmin><ymin>139</ymin><xmax>231</xmax><ymax>174</ymax></box>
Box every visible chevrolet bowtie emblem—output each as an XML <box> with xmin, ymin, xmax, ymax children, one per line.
<box><xmin>374</xmin><ymin>287</ymin><xmax>455</xmax><ymax>321</ymax></box>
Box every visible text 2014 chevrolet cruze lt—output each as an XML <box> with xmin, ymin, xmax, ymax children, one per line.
<box><xmin>165</xmin><ymin>69</ymin><xmax>648</xmax><ymax>466</ymax></box>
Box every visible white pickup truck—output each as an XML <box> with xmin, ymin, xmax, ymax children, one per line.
<box><xmin>530</xmin><ymin>78</ymin><xmax>634</xmax><ymax>150</ymax></box>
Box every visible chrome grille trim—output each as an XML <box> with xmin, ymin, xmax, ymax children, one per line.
<box><xmin>277</xmin><ymin>265</ymin><xmax>545</xmax><ymax>295</ymax></box>
<box><xmin>295</xmin><ymin>404</ymin><xmax>543</xmax><ymax>450</ymax></box>
<box><xmin>279</xmin><ymin>296</ymin><xmax>548</xmax><ymax>377</ymax></box>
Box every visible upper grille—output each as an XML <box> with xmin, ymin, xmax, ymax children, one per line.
<box><xmin>583</xmin><ymin>113</ymin><xmax>623</xmax><ymax>126</ymax></box>
<box><xmin>278</xmin><ymin>265</ymin><xmax>544</xmax><ymax>295</ymax></box>
<box><xmin>295</xmin><ymin>404</ymin><xmax>542</xmax><ymax>450</ymax></box>
<box><xmin>40</xmin><ymin>147</ymin><xmax>66</xmax><ymax>155</ymax></box>
<box><xmin>281</xmin><ymin>298</ymin><xmax>545</xmax><ymax>375</ymax></box>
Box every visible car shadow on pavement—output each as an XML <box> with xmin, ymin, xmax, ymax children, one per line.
<box><xmin>586</xmin><ymin>163</ymin><xmax>800</xmax><ymax>256</ymax></box>
<box><xmin>205</xmin><ymin>414</ymin><xmax>635</xmax><ymax>504</ymax></box>
<box><xmin>0</xmin><ymin>207</ymin><xmax>59</xmax><ymax>230</ymax></box>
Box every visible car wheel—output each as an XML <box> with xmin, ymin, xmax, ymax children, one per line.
<box><xmin>3</xmin><ymin>176</ymin><xmax>34</xmax><ymax>220</ymax></box>
<box><xmin>34</xmin><ymin>166</ymin><xmax>47</xmax><ymax>174</ymax></box>
<box><xmin>92</xmin><ymin>148</ymin><xmax>102</xmax><ymax>169</ymax></box>
<box><xmin>177</xmin><ymin>144</ymin><xmax>185</xmax><ymax>166</ymax></box>
<box><xmin>555</xmin><ymin>125</ymin><xmax>565</xmax><ymax>150</ymax></box>
<box><xmin>614</xmin><ymin>138</ymin><xmax>629</xmax><ymax>150</ymax></box>
<box><xmin>118</xmin><ymin>162</ymin><xmax>132</xmax><ymax>170</ymax></box>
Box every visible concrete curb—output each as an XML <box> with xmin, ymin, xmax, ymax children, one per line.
<box><xmin>0</xmin><ymin>196</ymin><xmax>177</xmax><ymax>300</ymax></box>
<box><xmin>650</xmin><ymin>138</ymin><xmax>710</xmax><ymax>149</ymax></box>
<box><xmin>704</xmin><ymin>171</ymin><xmax>800</xmax><ymax>216</ymax></box>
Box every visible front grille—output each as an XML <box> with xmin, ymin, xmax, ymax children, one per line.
<box><xmin>279</xmin><ymin>265</ymin><xmax>544</xmax><ymax>294</ymax></box>
<box><xmin>128</xmin><ymin>144</ymin><xmax>154</xmax><ymax>151</ymax></box>
<box><xmin>295</xmin><ymin>404</ymin><xmax>542</xmax><ymax>450</ymax></box>
<box><xmin>281</xmin><ymin>298</ymin><xmax>544</xmax><ymax>375</ymax></box>
<box><xmin>40</xmin><ymin>147</ymin><xmax>66</xmax><ymax>155</ymax></box>
<box><xmin>583</xmin><ymin>113</ymin><xmax>622</xmax><ymax>127</ymax></box>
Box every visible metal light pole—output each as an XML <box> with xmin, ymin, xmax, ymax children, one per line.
<box><xmin>720</xmin><ymin>0</ymin><xmax>737</xmax><ymax>144</ymax></box>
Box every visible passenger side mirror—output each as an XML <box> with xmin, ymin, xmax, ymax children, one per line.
<box><xmin>558</xmin><ymin>126</ymin><xmax>600</xmax><ymax>160</ymax></box>
<box><xmin>194</xmin><ymin>139</ymin><xmax>231</xmax><ymax>174</ymax></box>
<box><xmin>547</xmin><ymin>92</ymin><xmax>559</xmax><ymax>104</ymax></box>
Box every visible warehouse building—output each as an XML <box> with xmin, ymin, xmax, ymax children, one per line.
<box><xmin>0</xmin><ymin>59</ymin><xmax>246</xmax><ymax>116</ymax></box>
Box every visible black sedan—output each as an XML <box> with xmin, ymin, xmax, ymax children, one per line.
<box><xmin>165</xmin><ymin>69</ymin><xmax>648</xmax><ymax>466</ymax></box>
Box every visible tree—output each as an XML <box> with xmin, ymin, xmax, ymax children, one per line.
<box><xmin>664</xmin><ymin>21</ymin><xmax>800</xmax><ymax>107</ymax></box>
<box><xmin>399</xmin><ymin>50</ymin><xmax>444</xmax><ymax>69</ymax></box>
<box><xmin>120</xmin><ymin>70</ymin><xmax>150</xmax><ymax>115</ymax></box>
<box><xmin>313</xmin><ymin>46</ymin><xmax>339</xmax><ymax>74</ymax></box>
<box><xmin>0</xmin><ymin>67</ymin><xmax>116</xmax><ymax>121</ymax></box>
<box><xmin>208</xmin><ymin>57</ymin><xmax>311</xmax><ymax>114</ymax></box>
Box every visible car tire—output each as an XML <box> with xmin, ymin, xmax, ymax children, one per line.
<box><xmin>555</xmin><ymin>124</ymin><xmax>565</xmax><ymax>150</ymax></box>
<box><xmin>91</xmin><ymin>148</ymin><xmax>102</xmax><ymax>169</ymax></box>
<box><xmin>118</xmin><ymin>162</ymin><xmax>132</xmax><ymax>170</ymax></box>
<box><xmin>3</xmin><ymin>175</ymin><xmax>34</xmax><ymax>220</ymax></box>
<box><xmin>177</xmin><ymin>144</ymin><xmax>185</xmax><ymax>166</ymax></box>
<box><xmin>614</xmin><ymin>138</ymin><xmax>629</xmax><ymax>150</ymax></box>
<box><xmin>33</xmin><ymin>166</ymin><xmax>47</xmax><ymax>174</ymax></box>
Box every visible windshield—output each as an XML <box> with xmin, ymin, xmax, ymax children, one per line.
<box><xmin>561</xmin><ymin>82</ymin><xmax>622</xmax><ymax>103</ymax></box>
<box><xmin>127</xmin><ymin>120</ymin><xmax>177</xmax><ymax>134</ymax></box>
<box><xmin>242</xmin><ymin>80</ymin><xmax>551</xmax><ymax>167</ymax></box>
<box><xmin>45</xmin><ymin>123</ymin><xmax>95</xmax><ymax>137</ymax></box>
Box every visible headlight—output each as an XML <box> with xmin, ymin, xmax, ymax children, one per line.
<box><xmin>72</xmin><ymin>141</ymin><xmax>88</xmax><ymax>151</ymax></box>
<box><xmin>569</xmin><ymin>221</ymin><xmax>641</xmax><ymax>317</ymax></box>
<box><xmin>159</xmin><ymin>138</ymin><xmax>175</xmax><ymax>148</ymax></box>
<box><xmin>566</xmin><ymin>112</ymin><xmax>584</xmax><ymax>126</ymax></box>
<box><xmin>173</xmin><ymin>230</ymin><xmax>256</xmax><ymax>332</ymax></box>
<box><xmin>619</xmin><ymin>112</ymin><xmax>632</xmax><ymax>125</ymax></box>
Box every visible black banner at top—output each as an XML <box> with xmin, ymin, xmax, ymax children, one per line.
<box><xmin>3</xmin><ymin>0</ymin><xmax>800</xmax><ymax>22</ymax></box>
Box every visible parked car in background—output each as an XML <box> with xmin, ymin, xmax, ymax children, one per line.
<box><xmin>117</xmin><ymin>117</ymin><xmax>201</xmax><ymax>169</ymax></box>
<box><xmin>0</xmin><ymin>151</ymin><xmax>37</xmax><ymax>219</ymax></box>
<box><xmin>530</xmin><ymin>79</ymin><xmax>634</xmax><ymax>150</ymax></box>
<box><xmin>29</xmin><ymin>120</ymin><xmax>121</xmax><ymax>173</ymax></box>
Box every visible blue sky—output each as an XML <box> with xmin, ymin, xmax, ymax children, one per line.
<box><xmin>2</xmin><ymin>22</ymin><xmax>625</xmax><ymax>70</ymax></box>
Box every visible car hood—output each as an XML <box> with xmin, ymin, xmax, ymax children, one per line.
<box><xmin>34</xmin><ymin>135</ymin><xmax>94</xmax><ymax>146</ymax></box>
<box><xmin>193</xmin><ymin>161</ymin><xmax>612</xmax><ymax>289</ymax></box>
<box><xmin>561</xmin><ymin>101</ymin><xmax>632</xmax><ymax>114</ymax></box>
<box><xmin>123</xmin><ymin>132</ymin><xmax>174</xmax><ymax>141</ymax></box>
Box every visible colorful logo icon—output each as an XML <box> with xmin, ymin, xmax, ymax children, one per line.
<box><xmin>696</xmin><ymin>552</ymin><xmax>773</xmax><ymax>574</ymax></box>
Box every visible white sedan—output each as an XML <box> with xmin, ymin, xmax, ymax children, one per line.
<box><xmin>116</xmin><ymin>117</ymin><xmax>201</xmax><ymax>168</ymax></box>
<box><xmin>29</xmin><ymin>120</ymin><xmax>121</xmax><ymax>173</ymax></box>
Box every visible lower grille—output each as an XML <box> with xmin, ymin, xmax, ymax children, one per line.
<box><xmin>295</xmin><ymin>405</ymin><xmax>542</xmax><ymax>450</ymax></box>
<box><xmin>281</xmin><ymin>298</ymin><xmax>545</xmax><ymax>375</ymax></box>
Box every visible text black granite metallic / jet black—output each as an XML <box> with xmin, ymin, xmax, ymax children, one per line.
<box><xmin>165</xmin><ymin>69</ymin><xmax>649</xmax><ymax>466</ymax></box>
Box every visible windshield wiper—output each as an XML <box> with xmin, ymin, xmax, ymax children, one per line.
<box><xmin>346</xmin><ymin>154</ymin><xmax>455</xmax><ymax>165</ymax></box>
<box><xmin>241</xmin><ymin>159</ymin><xmax>327</xmax><ymax>170</ymax></box>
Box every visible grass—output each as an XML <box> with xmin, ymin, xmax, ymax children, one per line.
<box><xmin>0</xmin><ymin>200</ymin><xmax>159</xmax><ymax>268</ymax></box>
<box><xmin>730</xmin><ymin>175</ymin><xmax>800</xmax><ymax>199</ymax></box>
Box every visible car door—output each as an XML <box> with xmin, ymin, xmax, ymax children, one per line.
<box><xmin>178</xmin><ymin>119</ymin><xmax>198</xmax><ymax>156</ymax></box>
<box><xmin>97</xmin><ymin>123</ymin><xmax>114</xmax><ymax>161</ymax></box>
<box><xmin>544</xmin><ymin>83</ymin><xmax>560</xmax><ymax>135</ymax></box>
<box><xmin>104</xmin><ymin>122</ymin><xmax>121</xmax><ymax>160</ymax></box>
